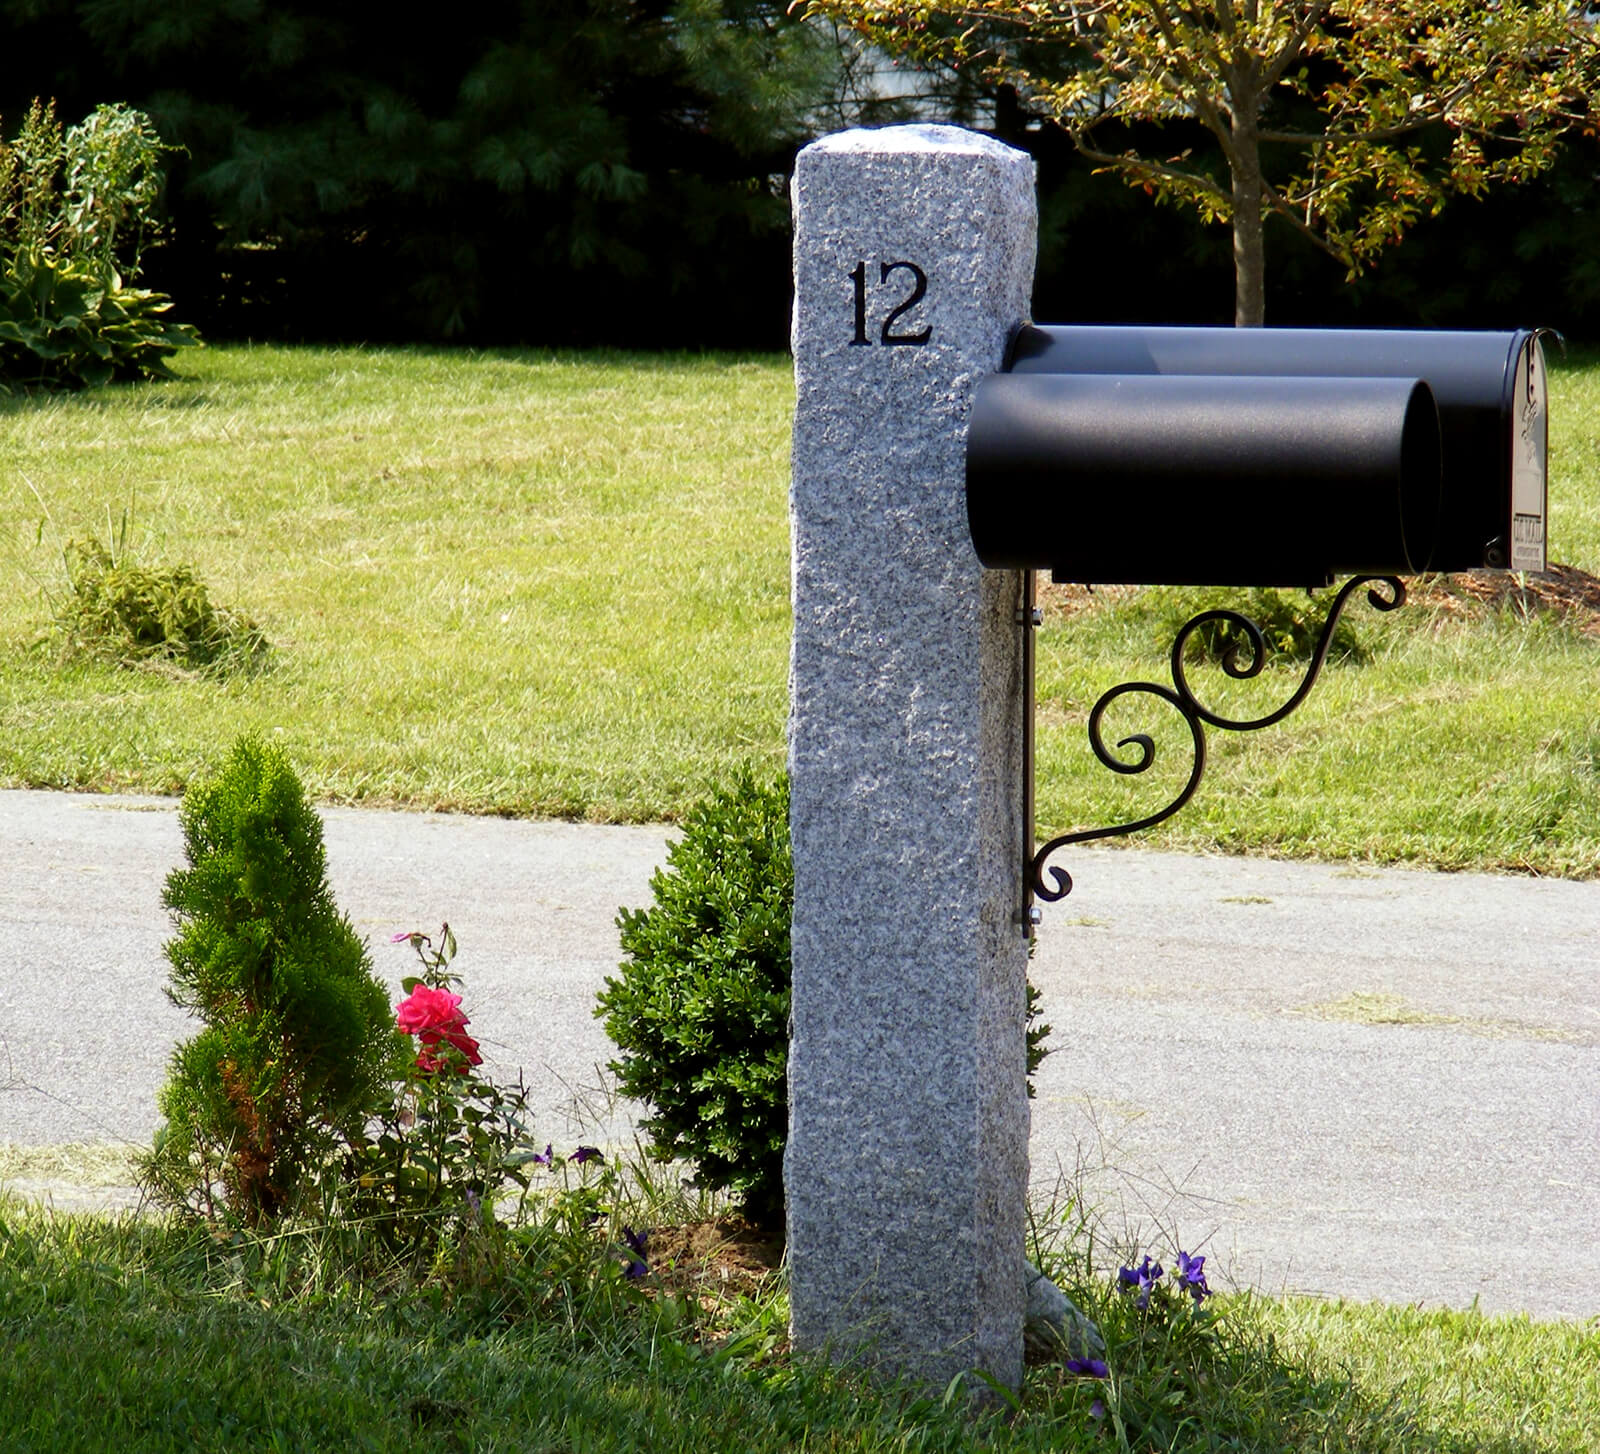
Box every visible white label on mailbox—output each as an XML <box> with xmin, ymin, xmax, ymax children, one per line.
<box><xmin>1511</xmin><ymin>335</ymin><xmax>1548</xmax><ymax>573</ymax></box>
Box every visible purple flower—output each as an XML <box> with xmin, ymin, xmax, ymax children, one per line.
<box><xmin>620</xmin><ymin>1225</ymin><xmax>649</xmax><ymax>1279</ymax></box>
<box><xmin>1089</xmin><ymin>1399</ymin><xmax>1106</xmax><ymax>1422</ymax></box>
<box><xmin>1064</xmin><ymin>1357</ymin><xmax>1108</xmax><ymax>1379</ymax></box>
<box><xmin>1176</xmin><ymin>1249</ymin><xmax>1211</xmax><ymax>1302</ymax></box>
<box><xmin>531</xmin><ymin>1143</ymin><xmax>557</xmax><ymax>1166</ymax></box>
<box><xmin>391</xmin><ymin>930</ymin><xmax>420</xmax><ymax>943</ymax></box>
<box><xmin>1118</xmin><ymin>1255</ymin><xmax>1164</xmax><ymax>1309</ymax></box>
<box><xmin>571</xmin><ymin>1146</ymin><xmax>604</xmax><ymax>1165</ymax></box>
<box><xmin>464</xmin><ymin>1188</ymin><xmax>482</xmax><ymax>1221</ymax></box>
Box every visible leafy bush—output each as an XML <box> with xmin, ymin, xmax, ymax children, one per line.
<box><xmin>0</xmin><ymin>99</ymin><xmax>198</xmax><ymax>389</ymax></box>
<box><xmin>140</xmin><ymin>736</ymin><xmax>401</xmax><ymax>1224</ymax></box>
<box><xmin>1150</xmin><ymin>584</ymin><xmax>1369</xmax><ymax>666</ymax></box>
<box><xmin>597</xmin><ymin>771</ymin><xmax>1052</xmax><ymax>1236</ymax></box>
<box><xmin>51</xmin><ymin>527</ymin><xmax>269</xmax><ymax>675</ymax></box>
<box><xmin>598</xmin><ymin>772</ymin><xmax>793</xmax><ymax>1232</ymax></box>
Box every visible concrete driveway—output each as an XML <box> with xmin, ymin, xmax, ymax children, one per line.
<box><xmin>1</xmin><ymin>789</ymin><xmax>1594</xmax><ymax>1321</ymax></box>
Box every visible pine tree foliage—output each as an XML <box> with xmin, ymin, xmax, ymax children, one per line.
<box><xmin>2</xmin><ymin>0</ymin><xmax>867</xmax><ymax>342</ymax></box>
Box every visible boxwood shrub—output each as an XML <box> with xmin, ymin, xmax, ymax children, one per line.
<box><xmin>597</xmin><ymin>771</ymin><xmax>1051</xmax><ymax>1237</ymax></box>
<box><xmin>598</xmin><ymin>771</ymin><xmax>792</xmax><ymax>1231</ymax></box>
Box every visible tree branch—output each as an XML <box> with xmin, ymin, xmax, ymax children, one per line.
<box><xmin>1258</xmin><ymin>174</ymin><xmax>1348</xmax><ymax>264</ymax></box>
<box><xmin>1141</xmin><ymin>0</ymin><xmax>1236</xmax><ymax>158</ymax></box>
<box><xmin>1074</xmin><ymin>132</ymin><xmax>1233</xmax><ymax>207</ymax></box>
<box><xmin>1259</xmin><ymin>1</ymin><xmax>1331</xmax><ymax>92</ymax></box>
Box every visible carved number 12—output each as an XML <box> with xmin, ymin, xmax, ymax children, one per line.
<box><xmin>850</xmin><ymin>260</ymin><xmax>932</xmax><ymax>347</ymax></box>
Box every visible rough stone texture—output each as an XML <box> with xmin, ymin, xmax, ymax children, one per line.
<box><xmin>786</xmin><ymin>125</ymin><xmax>1037</xmax><ymax>1390</ymax></box>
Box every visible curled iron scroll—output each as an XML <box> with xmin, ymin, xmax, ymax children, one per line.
<box><xmin>1029</xmin><ymin>575</ymin><xmax>1405</xmax><ymax>904</ymax></box>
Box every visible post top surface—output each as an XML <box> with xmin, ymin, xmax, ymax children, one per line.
<box><xmin>802</xmin><ymin>124</ymin><xmax>1025</xmax><ymax>163</ymax></box>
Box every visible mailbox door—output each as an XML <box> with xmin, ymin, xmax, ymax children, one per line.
<box><xmin>1510</xmin><ymin>338</ymin><xmax>1548</xmax><ymax>573</ymax></box>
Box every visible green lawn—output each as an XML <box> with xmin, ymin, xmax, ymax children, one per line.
<box><xmin>4</xmin><ymin>346</ymin><xmax>1598</xmax><ymax>1450</ymax></box>
<box><xmin>3</xmin><ymin>1191</ymin><xmax>1595</xmax><ymax>1454</ymax></box>
<box><xmin>2</xmin><ymin>342</ymin><xmax>1598</xmax><ymax>872</ymax></box>
<box><xmin>0</xmin><ymin>345</ymin><xmax>792</xmax><ymax>818</ymax></box>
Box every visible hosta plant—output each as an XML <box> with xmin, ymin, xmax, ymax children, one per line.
<box><xmin>0</xmin><ymin>99</ymin><xmax>198</xmax><ymax>390</ymax></box>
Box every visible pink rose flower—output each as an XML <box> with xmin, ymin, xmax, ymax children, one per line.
<box><xmin>396</xmin><ymin>983</ymin><xmax>463</xmax><ymax>1036</ymax></box>
<box><xmin>396</xmin><ymin>984</ymin><xmax>482</xmax><ymax>1072</ymax></box>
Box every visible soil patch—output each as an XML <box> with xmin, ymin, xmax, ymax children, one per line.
<box><xmin>646</xmin><ymin>1217</ymin><xmax>783</xmax><ymax>1300</ymax></box>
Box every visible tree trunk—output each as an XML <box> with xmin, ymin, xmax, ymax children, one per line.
<box><xmin>1229</xmin><ymin>111</ymin><xmax>1266</xmax><ymax>327</ymax></box>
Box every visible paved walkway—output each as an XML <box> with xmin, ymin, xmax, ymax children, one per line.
<box><xmin>1</xmin><ymin>789</ymin><xmax>1595</xmax><ymax>1321</ymax></box>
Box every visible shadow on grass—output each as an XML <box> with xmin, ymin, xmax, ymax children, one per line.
<box><xmin>2</xmin><ymin>1197</ymin><xmax>1588</xmax><ymax>1454</ymax></box>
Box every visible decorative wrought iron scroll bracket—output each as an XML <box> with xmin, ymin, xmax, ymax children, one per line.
<box><xmin>1017</xmin><ymin>572</ymin><xmax>1407</xmax><ymax>933</ymax></box>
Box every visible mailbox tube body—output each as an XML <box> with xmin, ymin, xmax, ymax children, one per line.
<box><xmin>1002</xmin><ymin>324</ymin><xmax>1546</xmax><ymax>574</ymax></box>
<box><xmin>967</xmin><ymin>371</ymin><xmax>1442</xmax><ymax>587</ymax></box>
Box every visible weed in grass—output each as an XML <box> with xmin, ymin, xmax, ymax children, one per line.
<box><xmin>52</xmin><ymin>533</ymin><xmax>270</xmax><ymax>675</ymax></box>
<box><xmin>30</xmin><ymin>499</ymin><xmax>269</xmax><ymax>676</ymax></box>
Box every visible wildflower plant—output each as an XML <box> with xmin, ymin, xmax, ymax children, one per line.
<box><xmin>1078</xmin><ymin>1244</ymin><xmax>1227</xmax><ymax>1448</ymax></box>
<box><xmin>338</xmin><ymin>924</ymin><xmax>536</xmax><ymax>1261</ymax></box>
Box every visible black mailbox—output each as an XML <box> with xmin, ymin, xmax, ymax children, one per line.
<box><xmin>967</xmin><ymin>325</ymin><xmax>1548</xmax><ymax>587</ymax></box>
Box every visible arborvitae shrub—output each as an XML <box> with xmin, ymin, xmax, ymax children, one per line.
<box><xmin>140</xmin><ymin>735</ymin><xmax>401</xmax><ymax>1223</ymax></box>
<box><xmin>597</xmin><ymin>772</ymin><xmax>792</xmax><ymax>1232</ymax></box>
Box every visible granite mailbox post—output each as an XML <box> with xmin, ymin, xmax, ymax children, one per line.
<box><xmin>785</xmin><ymin>120</ymin><xmax>1552</xmax><ymax>1397</ymax></box>
<box><xmin>786</xmin><ymin>125</ymin><xmax>1037</xmax><ymax>1391</ymax></box>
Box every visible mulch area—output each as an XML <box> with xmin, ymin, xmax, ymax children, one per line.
<box><xmin>1039</xmin><ymin>564</ymin><xmax>1600</xmax><ymax>635</ymax></box>
<box><xmin>646</xmin><ymin>1217</ymin><xmax>783</xmax><ymax>1301</ymax></box>
<box><xmin>1404</xmin><ymin>563</ymin><xmax>1600</xmax><ymax>635</ymax></box>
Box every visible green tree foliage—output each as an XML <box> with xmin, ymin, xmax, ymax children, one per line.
<box><xmin>812</xmin><ymin>0</ymin><xmax>1600</xmax><ymax>325</ymax></box>
<box><xmin>0</xmin><ymin>0</ymin><xmax>863</xmax><ymax>343</ymax></box>
<box><xmin>0</xmin><ymin>98</ymin><xmax>198</xmax><ymax>387</ymax></box>
<box><xmin>10</xmin><ymin>3</ymin><xmax>1588</xmax><ymax>340</ymax></box>
<box><xmin>141</xmin><ymin>736</ymin><xmax>401</xmax><ymax>1225</ymax></box>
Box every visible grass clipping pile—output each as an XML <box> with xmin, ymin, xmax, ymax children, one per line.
<box><xmin>48</xmin><ymin>535</ymin><xmax>269</xmax><ymax>677</ymax></box>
